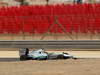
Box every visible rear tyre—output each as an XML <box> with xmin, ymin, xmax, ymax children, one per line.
<box><xmin>72</xmin><ymin>57</ymin><xmax>77</xmax><ymax>60</ymax></box>
<box><xmin>20</xmin><ymin>55</ymin><xmax>27</xmax><ymax>61</ymax></box>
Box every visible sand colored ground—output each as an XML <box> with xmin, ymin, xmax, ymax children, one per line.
<box><xmin>0</xmin><ymin>49</ymin><xmax>100</xmax><ymax>75</ymax></box>
<box><xmin>0</xmin><ymin>59</ymin><xmax>100</xmax><ymax>75</ymax></box>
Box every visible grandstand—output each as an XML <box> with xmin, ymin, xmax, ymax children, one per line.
<box><xmin>0</xmin><ymin>4</ymin><xmax>100</xmax><ymax>40</ymax></box>
<box><xmin>0</xmin><ymin>0</ymin><xmax>99</xmax><ymax>41</ymax></box>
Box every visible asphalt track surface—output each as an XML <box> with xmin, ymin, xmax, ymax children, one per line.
<box><xmin>0</xmin><ymin>58</ymin><xmax>20</xmax><ymax>62</ymax></box>
<box><xmin>0</xmin><ymin>40</ymin><xmax>100</xmax><ymax>49</ymax></box>
<box><xmin>0</xmin><ymin>51</ymin><xmax>100</xmax><ymax>61</ymax></box>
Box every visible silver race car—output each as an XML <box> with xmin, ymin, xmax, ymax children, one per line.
<box><xmin>19</xmin><ymin>48</ymin><xmax>76</xmax><ymax>61</ymax></box>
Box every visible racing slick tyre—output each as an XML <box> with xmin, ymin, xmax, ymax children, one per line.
<box><xmin>72</xmin><ymin>57</ymin><xmax>77</xmax><ymax>60</ymax></box>
<box><xmin>20</xmin><ymin>55</ymin><xmax>27</xmax><ymax>61</ymax></box>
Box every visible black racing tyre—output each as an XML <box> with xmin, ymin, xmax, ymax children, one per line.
<box><xmin>44</xmin><ymin>56</ymin><xmax>48</xmax><ymax>60</ymax></box>
<box><xmin>20</xmin><ymin>55</ymin><xmax>27</xmax><ymax>61</ymax></box>
<box><xmin>57</xmin><ymin>55</ymin><xmax>64</xmax><ymax>59</ymax></box>
<box><xmin>63</xmin><ymin>53</ymin><xmax>69</xmax><ymax>55</ymax></box>
<box><xmin>72</xmin><ymin>57</ymin><xmax>77</xmax><ymax>60</ymax></box>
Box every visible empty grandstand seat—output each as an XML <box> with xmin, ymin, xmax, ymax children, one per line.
<box><xmin>0</xmin><ymin>4</ymin><xmax>100</xmax><ymax>34</ymax></box>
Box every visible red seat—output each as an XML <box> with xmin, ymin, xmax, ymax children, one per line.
<box><xmin>0</xmin><ymin>4</ymin><xmax>100</xmax><ymax>34</ymax></box>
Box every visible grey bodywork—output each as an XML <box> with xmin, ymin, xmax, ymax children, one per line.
<box><xmin>19</xmin><ymin>48</ymin><xmax>74</xmax><ymax>60</ymax></box>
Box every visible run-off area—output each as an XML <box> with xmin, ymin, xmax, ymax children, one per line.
<box><xmin>0</xmin><ymin>48</ymin><xmax>100</xmax><ymax>58</ymax></box>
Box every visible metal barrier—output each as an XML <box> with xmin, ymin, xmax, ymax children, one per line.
<box><xmin>0</xmin><ymin>40</ymin><xmax>100</xmax><ymax>49</ymax></box>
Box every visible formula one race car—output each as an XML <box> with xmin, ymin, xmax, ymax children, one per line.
<box><xmin>19</xmin><ymin>48</ymin><xmax>76</xmax><ymax>61</ymax></box>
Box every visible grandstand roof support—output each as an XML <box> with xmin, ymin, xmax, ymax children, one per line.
<box><xmin>46</xmin><ymin>0</ymin><xmax>49</xmax><ymax>5</ymax></box>
<box><xmin>40</xmin><ymin>16</ymin><xmax>74</xmax><ymax>40</ymax></box>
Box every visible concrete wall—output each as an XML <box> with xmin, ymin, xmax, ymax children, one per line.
<box><xmin>0</xmin><ymin>33</ymin><xmax>100</xmax><ymax>40</ymax></box>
